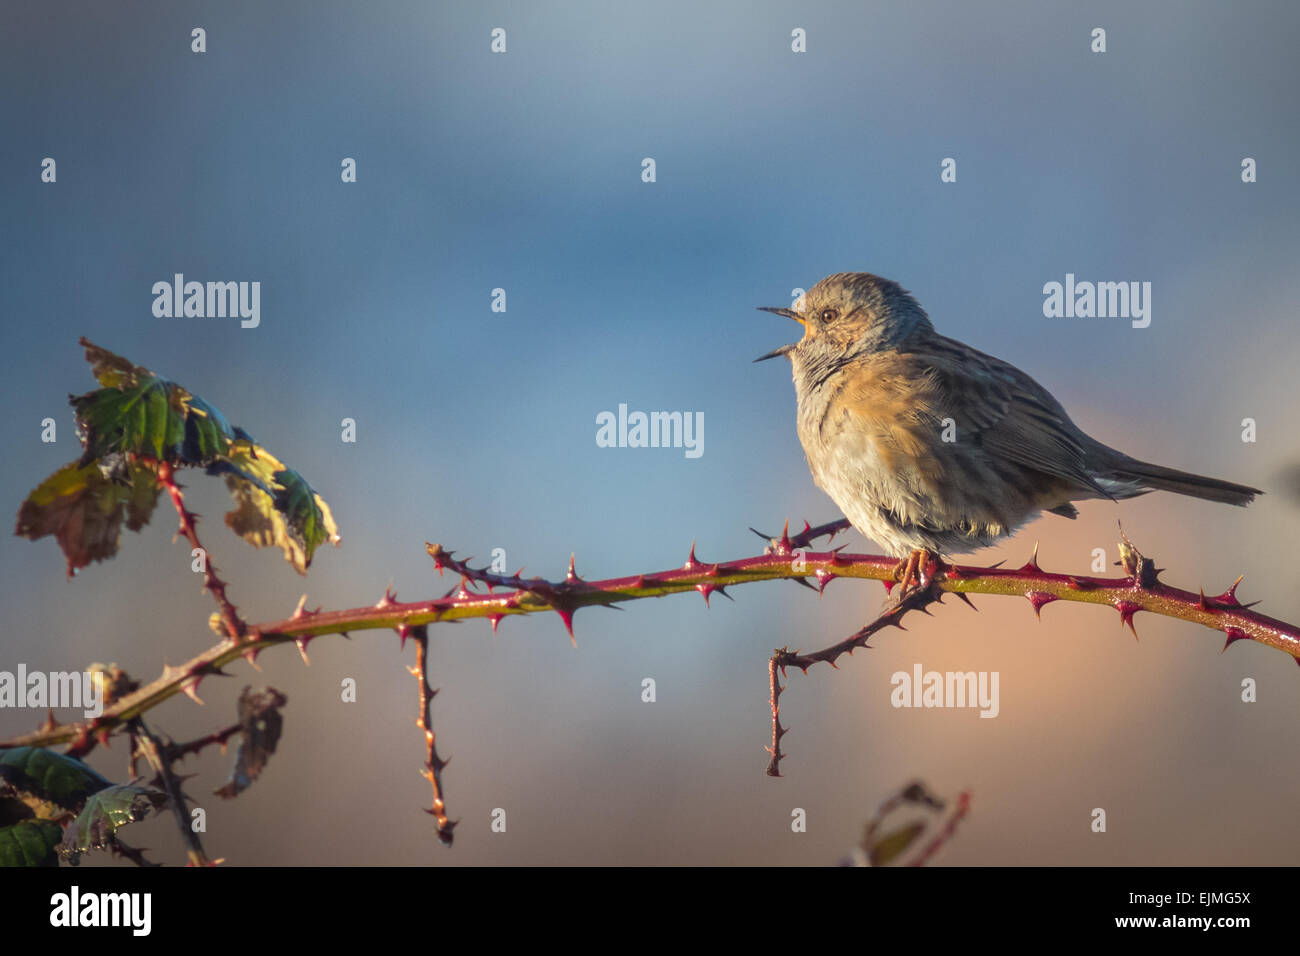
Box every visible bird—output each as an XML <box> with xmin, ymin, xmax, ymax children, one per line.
<box><xmin>755</xmin><ymin>272</ymin><xmax>1262</xmax><ymax>588</ymax></box>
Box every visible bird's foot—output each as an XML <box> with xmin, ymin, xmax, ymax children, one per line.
<box><xmin>892</xmin><ymin>549</ymin><xmax>941</xmax><ymax>595</ymax></box>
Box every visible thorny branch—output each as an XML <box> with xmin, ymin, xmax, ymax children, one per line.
<box><xmin>5</xmin><ymin>520</ymin><xmax>1298</xmax><ymax>849</ymax></box>
<box><xmin>128</xmin><ymin>716</ymin><xmax>213</xmax><ymax>867</ymax></box>
<box><xmin>408</xmin><ymin>625</ymin><xmax>456</xmax><ymax>846</ymax></box>
<box><xmin>157</xmin><ymin>461</ymin><xmax>248</xmax><ymax>643</ymax></box>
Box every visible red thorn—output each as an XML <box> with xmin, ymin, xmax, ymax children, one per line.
<box><xmin>1025</xmin><ymin>591</ymin><xmax>1058</xmax><ymax>619</ymax></box>
<box><xmin>779</xmin><ymin>519</ymin><xmax>792</xmax><ymax>554</ymax></box>
<box><xmin>554</xmin><ymin>605</ymin><xmax>576</xmax><ymax>646</ymax></box>
<box><xmin>487</xmin><ymin>614</ymin><xmax>503</xmax><ymax>634</ymax></box>
<box><xmin>882</xmin><ymin>580</ymin><xmax>896</xmax><ymax>595</ymax></box>
<box><xmin>1221</xmin><ymin>627</ymin><xmax>1251</xmax><ymax>652</ymax></box>
<box><xmin>295</xmin><ymin>637</ymin><xmax>311</xmax><ymax>666</ymax></box>
<box><xmin>696</xmin><ymin>582</ymin><xmax>716</xmax><ymax>607</ymax></box>
<box><xmin>242</xmin><ymin>646</ymin><xmax>261</xmax><ymax>670</ymax></box>
<box><xmin>815</xmin><ymin>569</ymin><xmax>837</xmax><ymax>594</ymax></box>
<box><xmin>1065</xmin><ymin>576</ymin><xmax>1098</xmax><ymax>591</ymax></box>
<box><xmin>1201</xmin><ymin>574</ymin><xmax>1253</xmax><ymax>613</ymax></box>
<box><xmin>828</xmin><ymin>544</ymin><xmax>849</xmax><ymax>565</ymax></box>
<box><xmin>1020</xmin><ymin>543</ymin><xmax>1042</xmax><ymax>573</ymax></box>
<box><xmin>1115</xmin><ymin>600</ymin><xmax>1142</xmax><ymax>637</ymax></box>
<box><xmin>684</xmin><ymin>541</ymin><xmax>699</xmax><ymax>570</ymax></box>
<box><xmin>566</xmin><ymin>554</ymin><xmax>581</xmax><ymax>583</ymax></box>
<box><xmin>397</xmin><ymin>623</ymin><xmax>411</xmax><ymax>650</ymax></box>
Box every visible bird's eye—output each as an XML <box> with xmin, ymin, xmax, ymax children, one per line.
<box><xmin>820</xmin><ymin>308</ymin><xmax>838</xmax><ymax>323</ymax></box>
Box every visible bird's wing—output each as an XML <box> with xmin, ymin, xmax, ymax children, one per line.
<box><xmin>903</xmin><ymin>335</ymin><xmax>1112</xmax><ymax>499</ymax></box>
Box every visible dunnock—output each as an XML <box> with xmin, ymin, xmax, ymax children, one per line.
<box><xmin>757</xmin><ymin>272</ymin><xmax>1260</xmax><ymax>582</ymax></box>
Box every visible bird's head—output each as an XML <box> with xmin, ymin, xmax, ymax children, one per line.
<box><xmin>755</xmin><ymin>272</ymin><xmax>933</xmax><ymax>365</ymax></box>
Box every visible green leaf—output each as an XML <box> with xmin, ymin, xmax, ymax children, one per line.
<box><xmin>0</xmin><ymin>820</ymin><xmax>65</xmax><ymax>867</ymax></box>
<box><xmin>0</xmin><ymin>747</ymin><xmax>112</xmax><ymax>817</ymax></box>
<box><xmin>14</xmin><ymin>459</ymin><xmax>162</xmax><ymax>575</ymax></box>
<box><xmin>58</xmin><ymin>784</ymin><xmax>168</xmax><ymax>865</ymax></box>
<box><xmin>72</xmin><ymin>375</ymin><xmax>236</xmax><ymax>466</ymax></box>
<box><xmin>220</xmin><ymin>443</ymin><xmax>340</xmax><ymax>575</ymax></box>
<box><xmin>16</xmin><ymin>339</ymin><xmax>339</xmax><ymax>576</ymax></box>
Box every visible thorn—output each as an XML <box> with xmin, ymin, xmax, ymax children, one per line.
<box><xmin>1114</xmin><ymin>600</ymin><xmax>1142</xmax><ymax>638</ymax></box>
<box><xmin>828</xmin><ymin>544</ymin><xmax>850</xmax><ymax>565</ymax></box>
<box><xmin>815</xmin><ymin>569</ymin><xmax>837</xmax><ymax>594</ymax></box>
<box><xmin>1211</xmin><ymin>575</ymin><xmax>1248</xmax><ymax>609</ymax></box>
<box><xmin>554</xmin><ymin>605</ymin><xmax>577</xmax><ymax>646</ymax></box>
<box><xmin>295</xmin><ymin>637</ymin><xmax>312</xmax><ymax>666</ymax></box>
<box><xmin>1221</xmin><ymin>627</ymin><xmax>1251</xmax><ymax>652</ymax></box>
<box><xmin>1020</xmin><ymin>542</ymin><xmax>1042</xmax><ymax>573</ymax></box>
<box><xmin>180</xmin><ymin>679</ymin><xmax>205</xmax><ymax>705</ymax></box>
<box><xmin>882</xmin><ymin>579</ymin><xmax>896</xmax><ymax>595</ymax></box>
<box><xmin>790</xmin><ymin>576</ymin><xmax>817</xmax><ymax>592</ymax></box>
<box><xmin>242</xmin><ymin>646</ymin><xmax>262</xmax><ymax>670</ymax></box>
<box><xmin>375</xmin><ymin>585</ymin><xmax>398</xmax><ymax>609</ymax></box>
<box><xmin>1025</xmin><ymin>591</ymin><xmax>1058</xmax><ymax>619</ymax></box>
<box><xmin>487</xmin><ymin>614</ymin><xmax>503</xmax><ymax>634</ymax></box>
<box><xmin>1065</xmin><ymin>576</ymin><xmax>1098</xmax><ymax>591</ymax></box>
<box><xmin>397</xmin><ymin>623</ymin><xmax>411</xmax><ymax>650</ymax></box>
<box><xmin>684</xmin><ymin>541</ymin><xmax>699</xmax><ymax>570</ymax></box>
<box><xmin>954</xmin><ymin>591</ymin><xmax>977</xmax><ymax>611</ymax></box>
<box><xmin>779</xmin><ymin>519</ymin><xmax>792</xmax><ymax>554</ymax></box>
<box><xmin>566</xmin><ymin>554</ymin><xmax>582</xmax><ymax>583</ymax></box>
<box><xmin>696</xmin><ymin>582</ymin><xmax>716</xmax><ymax>607</ymax></box>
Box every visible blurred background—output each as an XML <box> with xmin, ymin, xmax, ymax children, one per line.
<box><xmin>1</xmin><ymin>0</ymin><xmax>1297</xmax><ymax>865</ymax></box>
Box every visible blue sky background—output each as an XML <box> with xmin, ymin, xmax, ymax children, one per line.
<box><xmin>2</xmin><ymin>1</ymin><xmax>1298</xmax><ymax>865</ymax></box>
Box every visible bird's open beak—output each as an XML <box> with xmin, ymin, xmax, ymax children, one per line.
<box><xmin>754</xmin><ymin>306</ymin><xmax>804</xmax><ymax>362</ymax></box>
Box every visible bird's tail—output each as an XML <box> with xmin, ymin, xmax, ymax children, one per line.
<box><xmin>1099</xmin><ymin>456</ymin><xmax>1262</xmax><ymax>507</ymax></box>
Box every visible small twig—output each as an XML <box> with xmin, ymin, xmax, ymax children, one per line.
<box><xmin>768</xmin><ymin>582</ymin><xmax>941</xmax><ymax>775</ymax></box>
<box><xmin>906</xmin><ymin>790</ymin><xmax>972</xmax><ymax>867</ymax></box>
<box><xmin>109</xmin><ymin>838</ymin><xmax>162</xmax><ymax>868</ymax></box>
<box><xmin>752</xmin><ymin>517</ymin><xmax>853</xmax><ymax>553</ymax></box>
<box><xmin>408</xmin><ymin>625</ymin><xmax>455</xmax><ymax>846</ymax></box>
<box><xmin>159</xmin><ymin>723</ymin><xmax>243</xmax><ymax>765</ymax></box>
<box><xmin>156</xmin><ymin>460</ymin><xmax>248</xmax><ymax>643</ymax></box>
<box><xmin>128</xmin><ymin>716</ymin><xmax>212</xmax><ymax>866</ymax></box>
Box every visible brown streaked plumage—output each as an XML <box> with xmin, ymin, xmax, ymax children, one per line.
<box><xmin>756</xmin><ymin>272</ymin><xmax>1261</xmax><ymax>568</ymax></box>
